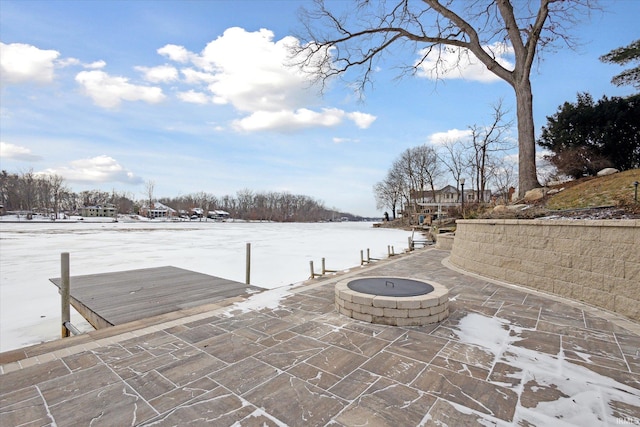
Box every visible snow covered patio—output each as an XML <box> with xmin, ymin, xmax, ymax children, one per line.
<box><xmin>1</xmin><ymin>248</ymin><xmax>639</xmax><ymax>426</ymax></box>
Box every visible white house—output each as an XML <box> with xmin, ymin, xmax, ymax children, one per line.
<box><xmin>81</xmin><ymin>204</ymin><xmax>117</xmax><ymax>218</ymax></box>
<box><xmin>411</xmin><ymin>185</ymin><xmax>492</xmax><ymax>204</ymax></box>
<box><xmin>408</xmin><ymin>185</ymin><xmax>493</xmax><ymax>225</ymax></box>
<box><xmin>139</xmin><ymin>202</ymin><xmax>177</xmax><ymax>219</ymax></box>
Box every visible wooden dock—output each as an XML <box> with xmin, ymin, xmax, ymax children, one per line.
<box><xmin>50</xmin><ymin>266</ymin><xmax>262</xmax><ymax>329</ymax></box>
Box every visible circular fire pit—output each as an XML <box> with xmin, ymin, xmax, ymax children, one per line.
<box><xmin>335</xmin><ymin>276</ymin><xmax>449</xmax><ymax>326</ymax></box>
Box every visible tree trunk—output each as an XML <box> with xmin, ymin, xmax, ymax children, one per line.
<box><xmin>514</xmin><ymin>78</ymin><xmax>541</xmax><ymax>198</ymax></box>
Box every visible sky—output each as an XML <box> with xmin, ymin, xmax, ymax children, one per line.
<box><xmin>0</xmin><ymin>0</ymin><xmax>638</xmax><ymax>217</ymax></box>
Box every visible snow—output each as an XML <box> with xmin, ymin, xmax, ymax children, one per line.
<box><xmin>222</xmin><ymin>286</ymin><xmax>294</xmax><ymax>316</ymax></box>
<box><xmin>0</xmin><ymin>219</ymin><xmax>412</xmax><ymax>352</ymax></box>
<box><xmin>455</xmin><ymin>313</ymin><xmax>640</xmax><ymax>426</ymax></box>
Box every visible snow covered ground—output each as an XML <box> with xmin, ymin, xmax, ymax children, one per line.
<box><xmin>0</xmin><ymin>219</ymin><xmax>412</xmax><ymax>352</ymax></box>
<box><xmin>456</xmin><ymin>313</ymin><xmax>640</xmax><ymax>426</ymax></box>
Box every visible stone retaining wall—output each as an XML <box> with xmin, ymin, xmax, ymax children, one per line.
<box><xmin>435</xmin><ymin>233</ymin><xmax>455</xmax><ymax>250</ymax></box>
<box><xmin>449</xmin><ymin>219</ymin><xmax>640</xmax><ymax>322</ymax></box>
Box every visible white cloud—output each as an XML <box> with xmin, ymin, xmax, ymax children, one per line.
<box><xmin>428</xmin><ymin>128</ymin><xmax>473</xmax><ymax>145</ymax></box>
<box><xmin>181</xmin><ymin>68</ymin><xmax>218</xmax><ymax>85</ymax></box>
<box><xmin>135</xmin><ymin>64</ymin><xmax>179</xmax><ymax>83</ymax></box>
<box><xmin>194</xmin><ymin>27</ymin><xmax>314</xmax><ymax>112</ymax></box>
<box><xmin>84</xmin><ymin>60</ymin><xmax>106</xmax><ymax>69</ymax></box>
<box><xmin>177</xmin><ymin>90</ymin><xmax>210</xmax><ymax>104</ymax></box>
<box><xmin>158</xmin><ymin>44</ymin><xmax>193</xmax><ymax>63</ymax></box>
<box><xmin>416</xmin><ymin>42</ymin><xmax>514</xmax><ymax>83</ymax></box>
<box><xmin>57</xmin><ymin>57</ymin><xmax>81</xmax><ymax>67</ymax></box>
<box><xmin>333</xmin><ymin>137</ymin><xmax>359</xmax><ymax>144</ymax></box>
<box><xmin>232</xmin><ymin>108</ymin><xmax>344</xmax><ymax>132</ymax></box>
<box><xmin>3</xmin><ymin>30</ymin><xmax>376</xmax><ymax>132</ymax></box>
<box><xmin>0</xmin><ymin>42</ymin><xmax>60</xmax><ymax>84</ymax></box>
<box><xmin>0</xmin><ymin>142</ymin><xmax>43</xmax><ymax>161</ymax></box>
<box><xmin>231</xmin><ymin>108</ymin><xmax>374</xmax><ymax>133</ymax></box>
<box><xmin>40</xmin><ymin>155</ymin><xmax>142</xmax><ymax>184</ymax></box>
<box><xmin>162</xmin><ymin>27</ymin><xmax>376</xmax><ymax>132</ymax></box>
<box><xmin>75</xmin><ymin>70</ymin><xmax>166</xmax><ymax>108</ymax></box>
<box><xmin>347</xmin><ymin>112</ymin><xmax>376</xmax><ymax>129</ymax></box>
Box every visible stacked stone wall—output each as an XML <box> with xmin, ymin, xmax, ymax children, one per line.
<box><xmin>449</xmin><ymin>219</ymin><xmax>640</xmax><ymax>321</ymax></box>
<box><xmin>334</xmin><ymin>278</ymin><xmax>450</xmax><ymax>326</ymax></box>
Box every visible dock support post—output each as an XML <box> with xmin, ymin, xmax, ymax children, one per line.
<box><xmin>367</xmin><ymin>248</ymin><xmax>371</xmax><ymax>262</ymax></box>
<box><xmin>360</xmin><ymin>250</ymin><xmax>365</xmax><ymax>265</ymax></box>
<box><xmin>245</xmin><ymin>243</ymin><xmax>251</xmax><ymax>285</ymax></box>
<box><xmin>61</xmin><ymin>252</ymin><xmax>70</xmax><ymax>338</ymax></box>
<box><xmin>309</xmin><ymin>260</ymin><xmax>315</xmax><ymax>279</ymax></box>
<box><xmin>321</xmin><ymin>258</ymin><xmax>337</xmax><ymax>274</ymax></box>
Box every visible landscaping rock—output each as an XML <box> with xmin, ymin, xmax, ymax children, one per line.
<box><xmin>524</xmin><ymin>188</ymin><xmax>545</xmax><ymax>202</ymax></box>
<box><xmin>508</xmin><ymin>204</ymin><xmax>528</xmax><ymax>210</ymax></box>
<box><xmin>597</xmin><ymin>168</ymin><xmax>619</xmax><ymax>176</ymax></box>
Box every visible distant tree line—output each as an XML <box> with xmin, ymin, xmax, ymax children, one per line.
<box><xmin>158</xmin><ymin>189</ymin><xmax>343</xmax><ymax>222</ymax></box>
<box><xmin>0</xmin><ymin>169</ymin><xmax>138</xmax><ymax>218</ymax></box>
<box><xmin>0</xmin><ymin>170</ymin><xmax>352</xmax><ymax>222</ymax></box>
<box><xmin>0</xmin><ymin>170</ymin><xmax>75</xmax><ymax>218</ymax></box>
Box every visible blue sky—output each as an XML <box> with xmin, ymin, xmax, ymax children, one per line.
<box><xmin>1</xmin><ymin>0</ymin><xmax>638</xmax><ymax>216</ymax></box>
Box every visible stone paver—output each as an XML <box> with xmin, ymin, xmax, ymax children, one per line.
<box><xmin>1</xmin><ymin>248</ymin><xmax>639</xmax><ymax>426</ymax></box>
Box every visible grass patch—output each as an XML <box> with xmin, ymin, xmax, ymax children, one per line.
<box><xmin>546</xmin><ymin>169</ymin><xmax>640</xmax><ymax>210</ymax></box>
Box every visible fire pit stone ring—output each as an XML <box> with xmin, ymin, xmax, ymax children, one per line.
<box><xmin>335</xmin><ymin>276</ymin><xmax>449</xmax><ymax>326</ymax></box>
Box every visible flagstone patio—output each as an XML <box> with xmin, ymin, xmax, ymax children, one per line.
<box><xmin>1</xmin><ymin>248</ymin><xmax>639</xmax><ymax>426</ymax></box>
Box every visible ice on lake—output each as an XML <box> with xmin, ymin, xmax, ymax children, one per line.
<box><xmin>0</xmin><ymin>219</ymin><xmax>412</xmax><ymax>352</ymax></box>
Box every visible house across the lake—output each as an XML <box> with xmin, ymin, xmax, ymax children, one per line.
<box><xmin>208</xmin><ymin>210</ymin><xmax>230</xmax><ymax>221</ymax></box>
<box><xmin>80</xmin><ymin>203</ymin><xmax>117</xmax><ymax>218</ymax></box>
<box><xmin>139</xmin><ymin>202</ymin><xmax>177</xmax><ymax>219</ymax></box>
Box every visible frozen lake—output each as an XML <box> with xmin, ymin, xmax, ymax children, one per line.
<box><xmin>0</xmin><ymin>220</ymin><xmax>412</xmax><ymax>352</ymax></box>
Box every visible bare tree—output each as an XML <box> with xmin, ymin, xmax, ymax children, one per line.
<box><xmin>36</xmin><ymin>176</ymin><xmax>52</xmax><ymax>215</ymax></box>
<box><xmin>144</xmin><ymin>180</ymin><xmax>155</xmax><ymax>216</ymax></box>
<box><xmin>0</xmin><ymin>171</ymin><xmax>15</xmax><ymax>211</ymax></box>
<box><xmin>412</xmin><ymin>145</ymin><xmax>443</xmax><ymax>200</ymax></box>
<box><xmin>0</xmin><ymin>171</ymin><xmax>67</xmax><ymax>217</ymax></box>
<box><xmin>436</xmin><ymin>138</ymin><xmax>466</xmax><ymax>199</ymax></box>
<box><xmin>374</xmin><ymin>169</ymin><xmax>403</xmax><ymax>219</ymax></box>
<box><xmin>391</xmin><ymin>152</ymin><xmax>416</xmax><ymax>212</ymax></box>
<box><xmin>112</xmin><ymin>191</ymin><xmax>135</xmax><ymax>215</ymax></box>
<box><xmin>466</xmin><ymin>100</ymin><xmax>514</xmax><ymax>201</ymax></box>
<box><xmin>488</xmin><ymin>156</ymin><xmax>517</xmax><ymax>204</ymax></box>
<box><xmin>196</xmin><ymin>192</ymin><xmax>217</xmax><ymax>221</ymax></box>
<box><xmin>385</xmin><ymin>145</ymin><xmax>443</xmax><ymax>223</ymax></box>
<box><xmin>296</xmin><ymin>0</ymin><xmax>597</xmax><ymax>197</ymax></box>
<box><xmin>79</xmin><ymin>190</ymin><xmax>110</xmax><ymax>207</ymax></box>
<box><xmin>236</xmin><ymin>189</ymin><xmax>254</xmax><ymax>219</ymax></box>
<box><xmin>20</xmin><ymin>169</ymin><xmax>36</xmax><ymax>212</ymax></box>
<box><xmin>392</xmin><ymin>145</ymin><xmax>443</xmax><ymax>201</ymax></box>
<box><xmin>47</xmin><ymin>174</ymin><xmax>66</xmax><ymax>219</ymax></box>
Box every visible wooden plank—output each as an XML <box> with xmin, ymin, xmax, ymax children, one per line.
<box><xmin>50</xmin><ymin>266</ymin><xmax>262</xmax><ymax>328</ymax></box>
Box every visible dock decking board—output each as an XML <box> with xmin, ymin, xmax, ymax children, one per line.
<box><xmin>50</xmin><ymin>266</ymin><xmax>262</xmax><ymax>327</ymax></box>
